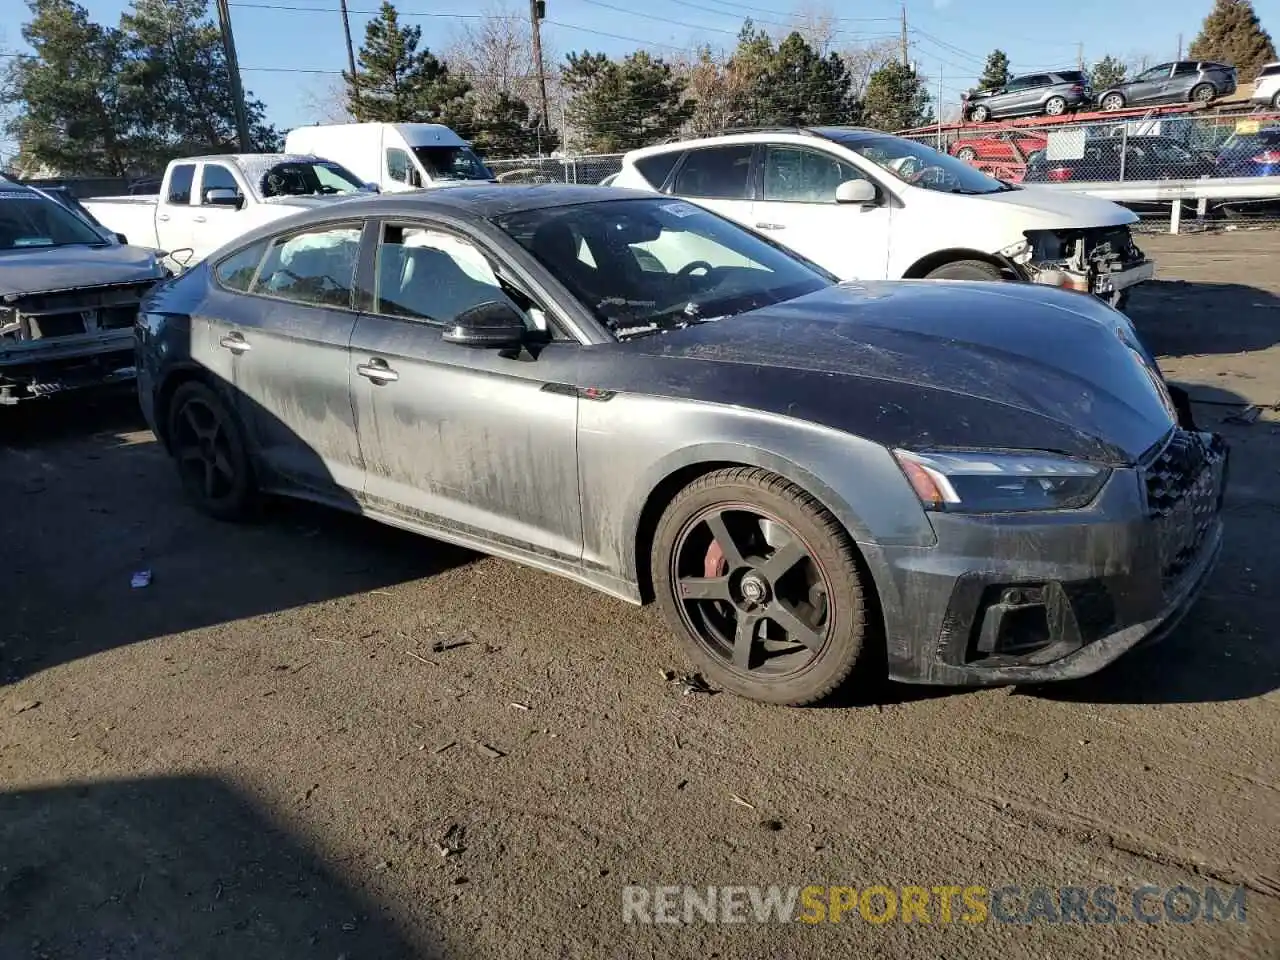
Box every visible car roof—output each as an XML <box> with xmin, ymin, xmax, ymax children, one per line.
<box><xmin>623</xmin><ymin>126</ymin><xmax>892</xmax><ymax>158</ymax></box>
<box><xmin>293</xmin><ymin>184</ymin><xmax>662</xmax><ymax>221</ymax></box>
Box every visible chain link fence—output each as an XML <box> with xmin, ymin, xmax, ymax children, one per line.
<box><xmin>485</xmin><ymin>153</ymin><xmax>624</xmax><ymax>186</ymax></box>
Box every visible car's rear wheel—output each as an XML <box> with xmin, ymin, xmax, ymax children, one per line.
<box><xmin>1272</xmin><ymin>91</ymin><xmax>1280</xmax><ymax>109</ymax></box>
<box><xmin>1044</xmin><ymin>96</ymin><xmax>1067</xmax><ymax>116</ymax></box>
<box><xmin>651</xmin><ymin>467</ymin><xmax>871</xmax><ymax>706</ymax></box>
<box><xmin>1190</xmin><ymin>83</ymin><xmax>1215</xmax><ymax>103</ymax></box>
<box><xmin>1101</xmin><ymin>92</ymin><xmax>1125</xmax><ymax>111</ymax></box>
<box><xmin>968</xmin><ymin>105</ymin><xmax>990</xmax><ymax>123</ymax></box>
<box><xmin>924</xmin><ymin>259</ymin><xmax>1004</xmax><ymax>281</ymax></box>
<box><xmin>166</xmin><ymin>380</ymin><xmax>256</xmax><ymax>521</ymax></box>
<box><xmin>955</xmin><ymin>146</ymin><xmax>978</xmax><ymax>161</ymax></box>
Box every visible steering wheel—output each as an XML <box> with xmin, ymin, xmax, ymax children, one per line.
<box><xmin>677</xmin><ymin>260</ymin><xmax>714</xmax><ymax>279</ymax></box>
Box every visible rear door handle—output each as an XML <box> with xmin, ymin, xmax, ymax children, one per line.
<box><xmin>157</xmin><ymin>214</ymin><xmax>170</xmax><ymax>222</ymax></box>
<box><xmin>193</xmin><ymin>215</ymin><xmax>207</xmax><ymax>223</ymax></box>
<box><xmin>755</xmin><ymin>222</ymin><xmax>785</xmax><ymax>230</ymax></box>
<box><xmin>219</xmin><ymin>332</ymin><xmax>251</xmax><ymax>354</ymax></box>
<box><xmin>357</xmin><ymin>358</ymin><xmax>399</xmax><ymax>383</ymax></box>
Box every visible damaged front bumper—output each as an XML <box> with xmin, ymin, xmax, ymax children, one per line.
<box><xmin>0</xmin><ymin>281</ymin><xmax>153</xmax><ymax>404</ymax></box>
<box><xmin>1013</xmin><ymin>226</ymin><xmax>1154</xmax><ymax>305</ymax></box>
<box><xmin>866</xmin><ymin>429</ymin><xmax>1228</xmax><ymax>686</ymax></box>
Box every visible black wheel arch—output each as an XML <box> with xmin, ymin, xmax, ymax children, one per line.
<box><xmin>902</xmin><ymin>248</ymin><xmax>1024</xmax><ymax>281</ymax></box>
<box><xmin>153</xmin><ymin>364</ymin><xmax>238</xmax><ymax>451</ymax></box>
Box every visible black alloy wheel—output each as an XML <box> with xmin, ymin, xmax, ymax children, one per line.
<box><xmin>166</xmin><ymin>381</ymin><xmax>256</xmax><ymax>520</ymax></box>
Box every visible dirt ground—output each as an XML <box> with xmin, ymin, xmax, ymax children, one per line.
<box><xmin>2</xmin><ymin>230</ymin><xmax>1278</xmax><ymax>959</ymax></box>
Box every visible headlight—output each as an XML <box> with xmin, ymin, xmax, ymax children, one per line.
<box><xmin>893</xmin><ymin>449</ymin><xmax>1110</xmax><ymax>513</ymax></box>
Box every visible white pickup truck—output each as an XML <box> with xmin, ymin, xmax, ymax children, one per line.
<box><xmin>82</xmin><ymin>154</ymin><xmax>376</xmax><ymax>267</ymax></box>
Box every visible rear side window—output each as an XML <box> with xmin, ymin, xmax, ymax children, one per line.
<box><xmin>1259</xmin><ymin>64</ymin><xmax>1280</xmax><ymax>78</ymax></box>
<box><xmin>672</xmin><ymin>145</ymin><xmax>754</xmax><ymax>200</ymax></box>
<box><xmin>1021</xmin><ymin>74</ymin><xmax>1051</xmax><ymax>88</ymax></box>
<box><xmin>167</xmin><ymin>164</ymin><xmax>195</xmax><ymax>205</ymax></box>
<box><xmin>214</xmin><ymin>240</ymin><xmax>268</xmax><ymax>292</ymax></box>
<box><xmin>1055</xmin><ymin>71</ymin><xmax>1086</xmax><ymax>84</ymax></box>
<box><xmin>250</xmin><ymin>224</ymin><xmax>364</xmax><ymax>309</ymax></box>
<box><xmin>634</xmin><ymin>151</ymin><xmax>682</xmax><ymax>190</ymax></box>
<box><xmin>1174</xmin><ymin>62</ymin><xmax>1199</xmax><ymax>76</ymax></box>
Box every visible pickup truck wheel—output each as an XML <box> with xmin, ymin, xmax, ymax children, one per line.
<box><xmin>1190</xmin><ymin>83</ymin><xmax>1215</xmax><ymax>104</ymax></box>
<box><xmin>167</xmin><ymin>381</ymin><xmax>257</xmax><ymax>521</ymax></box>
<box><xmin>924</xmin><ymin>259</ymin><xmax>1004</xmax><ymax>281</ymax></box>
<box><xmin>651</xmin><ymin>467</ymin><xmax>872</xmax><ymax>706</ymax></box>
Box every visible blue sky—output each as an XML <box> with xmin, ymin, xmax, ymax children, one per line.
<box><xmin>3</xmin><ymin>0</ymin><xmax>1278</xmax><ymax>154</ymax></box>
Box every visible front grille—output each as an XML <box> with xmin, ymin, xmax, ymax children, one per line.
<box><xmin>1144</xmin><ymin>430</ymin><xmax>1226</xmax><ymax>592</ymax></box>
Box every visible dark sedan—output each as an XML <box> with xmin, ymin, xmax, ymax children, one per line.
<box><xmin>1023</xmin><ymin>135</ymin><xmax>1217</xmax><ymax>183</ymax></box>
<box><xmin>135</xmin><ymin>186</ymin><xmax>1226</xmax><ymax>705</ymax></box>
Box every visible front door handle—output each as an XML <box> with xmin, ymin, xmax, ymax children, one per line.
<box><xmin>357</xmin><ymin>358</ymin><xmax>399</xmax><ymax>383</ymax></box>
<box><xmin>219</xmin><ymin>332</ymin><xmax>251</xmax><ymax>354</ymax></box>
<box><xmin>193</xmin><ymin>215</ymin><xmax>207</xmax><ymax>223</ymax></box>
<box><xmin>755</xmin><ymin>222</ymin><xmax>785</xmax><ymax>230</ymax></box>
<box><xmin>158</xmin><ymin>214</ymin><xmax>170</xmax><ymax>222</ymax></box>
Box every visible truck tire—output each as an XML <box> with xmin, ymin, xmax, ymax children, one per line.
<box><xmin>924</xmin><ymin>260</ymin><xmax>1005</xmax><ymax>281</ymax></box>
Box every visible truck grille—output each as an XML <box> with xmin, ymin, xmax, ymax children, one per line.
<box><xmin>1144</xmin><ymin>430</ymin><xmax>1227</xmax><ymax>593</ymax></box>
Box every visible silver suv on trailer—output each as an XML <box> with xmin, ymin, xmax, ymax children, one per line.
<box><xmin>962</xmin><ymin>70</ymin><xmax>1092</xmax><ymax>122</ymax></box>
<box><xmin>1097</xmin><ymin>60</ymin><xmax>1238</xmax><ymax>111</ymax></box>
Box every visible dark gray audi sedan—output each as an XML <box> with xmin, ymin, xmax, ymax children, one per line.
<box><xmin>135</xmin><ymin>185</ymin><xmax>1227</xmax><ymax>705</ymax></box>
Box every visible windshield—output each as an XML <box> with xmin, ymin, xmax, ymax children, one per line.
<box><xmin>413</xmin><ymin>145</ymin><xmax>493</xmax><ymax>182</ymax></box>
<box><xmin>493</xmin><ymin>198</ymin><xmax>832</xmax><ymax>341</ymax></box>
<box><xmin>0</xmin><ymin>190</ymin><xmax>107</xmax><ymax>251</ymax></box>
<box><xmin>261</xmin><ymin>160</ymin><xmax>367</xmax><ymax>198</ymax></box>
<box><xmin>832</xmin><ymin>132</ymin><xmax>1014</xmax><ymax>195</ymax></box>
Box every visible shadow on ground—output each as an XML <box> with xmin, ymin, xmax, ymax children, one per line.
<box><xmin>1127</xmin><ymin>279</ymin><xmax>1280</xmax><ymax>358</ymax></box>
<box><xmin>0</xmin><ymin>774</ymin><xmax>425</xmax><ymax>959</ymax></box>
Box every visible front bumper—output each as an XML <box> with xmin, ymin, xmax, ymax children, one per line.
<box><xmin>1026</xmin><ymin>258</ymin><xmax>1155</xmax><ymax>300</ymax></box>
<box><xmin>866</xmin><ymin>429</ymin><xmax>1227</xmax><ymax>686</ymax></box>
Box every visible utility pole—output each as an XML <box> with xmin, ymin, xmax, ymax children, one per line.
<box><xmin>214</xmin><ymin>0</ymin><xmax>252</xmax><ymax>150</ymax></box>
<box><xmin>900</xmin><ymin>2</ymin><xmax>909</xmax><ymax>67</ymax></box>
<box><xmin>1077</xmin><ymin>42</ymin><xmax>1084</xmax><ymax>71</ymax></box>
<box><xmin>936</xmin><ymin>67</ymin><xmax>943</xmax><ymax>148</ymax></box>
<box><xmin>1176</xmin><ymin>33</ymin><xmax>1183</xmax><ymax>59</ymax></box>
<box><xmin>529</xmin><ymin>0</ymin><xmax>551</xmax><ymax>134</ymax></box>
<box><xmin>340</xmin><ymin>0</ymin><xmax>357</xmax><ymax>78</ymax></box>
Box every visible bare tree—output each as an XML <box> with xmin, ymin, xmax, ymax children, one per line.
<box><xmin>298</xmin><ymin>76</ymin><xmax>356</xmax><ymax>125</ymax></box>
<box><xmin>789</xmin><ymin>1</ymin><xmax>838</xmax><ymax>55</ymax></box>
<box><xmin>445</xmin><ymin>2</ymin><xmax>559</xmax><ymax>122</ymax></box>
<box><xmin>840</xmin><ymin>38</ymin><xmax>899</xmax><ymax>101</ymax></box>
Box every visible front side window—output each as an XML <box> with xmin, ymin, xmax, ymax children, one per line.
<box><xmin>833</xmin><ymin>132</ymin><xmax>1013</xmax><ymax>195</ymax></box>
<box><xmin>373</xmin><ymin>224</ymin><xmax>532</xmax><ymax>328</ymax></box>
<box><xmin>412</xmin><ymin>145</ymin><xmax>492</xmax><ymax>182</ymax></box>
<box><xmin>386</xmin><ymin>148</ymin><xmax>412</xmax><ymax>184</ymax></box>
<box><xmin>672</xmin><ymin>146</ymin><xmax>754</xmax><ymax>200</ymax></box>
<box><xmin>167</xmin><ymin>164</ymin><xmax>195</xmax><ymax>205</ymax></box>
<box><xmin>214</xmin><ymin>240</ymin><xmax>268</xmax><ymax>292</ymax></box>
<box><xmin>199</xmin><ymin>165</ymin><xmax>240</xmax><ymax>204</ymax></box>
<box><xmin>493</xmin><ymin>197</ymin><xmax>830</xmax><ymax>340</ymax></box>
<box><xmin>250</xmin><ymin>224</ymin><xmax>363</xmax><ymax>309</ymax></box>
<box><xmin>1138</xmin><ymin>63</ymin><xmax>1173</xmax><ymax>81</ymax></box>
<box><xmin>762</xmin><ymin>146</ymin><xmax>867</xmax><ymax>202</ymax></box>
<box><xmin>0</xmin><ymin>192</ymin><xmax>108</xmax><ymax>251</ymax></box>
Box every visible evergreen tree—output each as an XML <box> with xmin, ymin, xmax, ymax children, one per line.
<box><xmin>754</xmin><ymin>32</ymin><xmax>855</xmax><ymax>125</ymax></box>
<box><xmin>861</xmin><ymin>61</ymin><xmax>934</xmax><ymax>131</ymax></box>
<box><xmin>978</xmin><ymin>49</ymin><xmax>1011</xmax><ymax>90</ymax></box>
<box><xmin>345</xmin><ymin>1</ymin><xmax>471</xmax><ymax>124</ymax></box>
<box><xmin>1189</xmin><ymin>0</ymin><xmax>1276</xmax><ymax>82</ymax></box>
<box><xmin>470</xmin><ymin>91</ymin><xmax>560</xmax><ymax>158</ymax></box>
<box><xmin>1089</xmin><ymin>55</ymin><xmax>1128</xmax><ymax>89</ymax></box>
<box><xmin>562</xmin><ymin>50</ymin><xmax>692</xmax><ymax>152</ymax></box>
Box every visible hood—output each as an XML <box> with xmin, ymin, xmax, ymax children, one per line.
<box><xmin>967</xmin><ymin>184</ymin><xmax>1138</xmax><ymax>228</ymax></box>
<box><xmin>626</xmin><ymin>281</ymin><xmax>1176</xmax><ymax>464</ymax></box>
<box><xmin>0</xmin><ymin>243</ymin><xmax>164</xmax><ymax>298</ymax></box>
<box><xmin>260</xmin><ymin>194</ymin><xmax>367</xmax><ymax>209</ymax></box>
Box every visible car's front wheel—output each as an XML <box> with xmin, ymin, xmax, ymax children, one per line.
<box><xmin>1101</xmin><ymin>92</ymin><xmax>1125</xmax><ymax>111</ymax></box>
<box><xmin>166</xmin><ymin>380</ymin><xmax>257</xmax><ymax>521</ymax></box>
<box><xmin>651</xmin><ymin>467</ymin><xmax>873</xmax><ymax>706</ymax></box>
<box><xmin>925</xmin><ymin>259</ymin><xmax>1004</xmax><ymax>281</ymax></box>
<box><xmin>968</xmin><ymin>104</ymin><xmax>990</xmax><ymax>123</ymax></box>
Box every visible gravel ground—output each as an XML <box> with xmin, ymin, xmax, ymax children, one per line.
<box><xmin>2</xmin><ymin>231</ymin><xmax>1278</xmax><ymax>959</ymax></box>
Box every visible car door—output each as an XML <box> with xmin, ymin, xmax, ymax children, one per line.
<box><xmin>1015</xmin><ymin>75</ymin><xmax>1051</xmax><ymax>114</ymax></box>
<box><xmin>192</xmin><ymin>161</ymin><xmax>248</xmax><ymax>261</ymax></box>
<box><xmin>157</xmin><ymin>162</ymin><xmax>198</xmax><ymax>255</ymax></box>
<box><xmin>347</xmin><ymin>219</ymin><xmax>583</xmax><ymax>561</ymax></box>
<box><xmin>215</xmin><ymin>219</ymin><xmax>369</xmax><ymax>498</ymax></box>
<box><xmin>1169</xmin><ymin>62</ymin><xmax>1200</xmax><ymax>100</ymax></box>
<box><xmin>1128</xmin><ymin>64</ymin><xmax>1174</xmax><ymax>104</ymax></box>
<box><xmin>666</xmin><ymin>144</ymin><xmax>756</xmax><ymax>228</ymax></box>
<box><xmin>749</xmin><ymin>143</ymin><xmax>890</xmax><ymax>280</ymax></box>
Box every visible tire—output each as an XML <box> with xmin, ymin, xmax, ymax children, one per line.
<box><xmin>650</xmin><ymin>467</ymin><xmax>872</xmax><ymax>706</ymax></box>
<box><xmin>1272</xmin><ymin>91</ymin><xmax>1280</xmax><ymax>109</ymax></box>
<box><xmin>1190</xmin><ymin>83</ymin><xmax>1215</xmax><ymax>104</ymax></box>
<box><xmin>165</xmin><ymin>380</ymin><xmax>257</xmax><ymax>521</ymax></box>
<box><xmin>968</xmin><ymin>104</ymin><xmax>990</xmax><ymax>123</ymax></box>
<box><xmin>1044</xmin><ymin>96</ymin><xmax>1067</xmax><ymax>116</ymax></box>
<box><xmin>1101</xmin><ymin>93</ymin><xmax>1125</xmax><ymax>111</ymax></box>
<box><xmin>924</xmin><ymin>259</ymin><xmax>1004</xmax><ymax>281</ymax></box>
<box><xmin>955</xmin><ymin>146</ymin><xmax>978</xmax><ymax>161</ymax></box>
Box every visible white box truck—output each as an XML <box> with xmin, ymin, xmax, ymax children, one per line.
<box><xmin>283</xmin><ymin>122</ymin><xmax>496</xmax><ymax>192</ymax></box>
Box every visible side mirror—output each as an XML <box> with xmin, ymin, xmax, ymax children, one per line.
<box><xmin>114</xmin><ymin>232</ymin><xmax>129</xmax><ymax>245</ymax></box>
<box><xmin>363</xmin><ymin>181</ymin><xmax>380</xmax><ymax>193</ymax></box>
<box><xmin>442</xmin><ymin>300</ymin><xmax>527</xmax><ymax>348</ymax></box>
<box><xmin>408</xmin><ymin>168</ymin><xmax>423</xmax><ymax>188</ymax></box>
<box><xmin>204</xmin><ymin>188</ymin><xmax>242</xmax><ymax>208</ymax></box>
<box><xmin>835</xmin><ymin>179</ymin><xmax>878</xmax><ymax>205</ymax></box>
